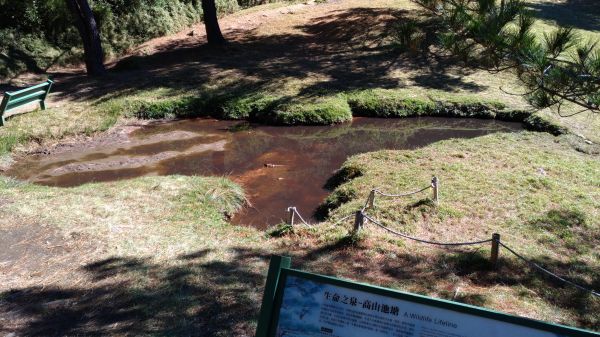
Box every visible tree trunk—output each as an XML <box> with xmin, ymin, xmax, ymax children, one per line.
<box><xmin>201</xmin><ymin>0</ymin><xmax>226</xmax><ymax>45</ymax></box>
<box><xmin>66</xmin><ymin>0</ymin><xmax>106</xmax><ymax>75</ymax></box>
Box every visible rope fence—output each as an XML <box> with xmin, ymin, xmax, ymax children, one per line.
<box><xmin>498</xmin><ymin>241</ymin><xmax>600</xmax><ymax>297</ymax></box>
<box><xmin>359</xmin><ymin>211</ymin><xmax>599</xmax><ymax>298</ymax></box>
<box><xmin>284</xmin><ymin>175</ymin><xmax>599</xmax><ymax>298</ymax></box>
<box><xmin>362</xmin><ymin>213</ymin><xmax>493</xmax><ymax>246</ymax></box>
<box><xmin>286</xmin><ymin>207</ymin><xmax>312</xmax><ymax>227</ymax></box>
<box><xmin>363</xmin><ymin>176</ymin><xmax>439</xmax><ymax>211</ymax></box>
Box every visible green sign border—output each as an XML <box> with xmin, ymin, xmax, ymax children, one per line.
<box><xmin>255</xmin><ymin>255</ymin><xmax>599</xmax><ymax>337</ymax></box>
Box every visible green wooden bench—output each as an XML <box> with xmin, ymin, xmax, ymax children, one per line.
<box><xmin>0</xmin><ymin>79</ymin><xmax>53</xmax><ymax>126</ymax></box>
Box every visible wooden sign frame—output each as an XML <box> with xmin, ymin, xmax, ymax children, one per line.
<box><xmin>255</xmin><ymin>255</ymin><xmax>598</xmax><ymax>337</ymax></box>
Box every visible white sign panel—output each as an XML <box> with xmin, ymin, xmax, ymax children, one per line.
<box><xmin>275</xmin><ymin>275</ymin><xmax>570</xmax><ymax>337</ymax></box>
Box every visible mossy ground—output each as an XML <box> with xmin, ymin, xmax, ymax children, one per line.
<box><xmin>0</xmin><ymin>87</ymin><xmax>567</xmax><ymax>158</ymax></box>
<box><xmin>0</xmin><ymin>0</ymin><xmax>599</xmax><ymax>335</ymax></box>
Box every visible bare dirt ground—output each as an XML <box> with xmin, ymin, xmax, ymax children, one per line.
<box><xmin>1</xmin><ymin>1</ymin><xmax>598</xmax><ymax>335</ymax></box>
<box><xmin>0</xmin><ymin>222</ymin><xmax>99</xmax><ymax>290</ymax></box>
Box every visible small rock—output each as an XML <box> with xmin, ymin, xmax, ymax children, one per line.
<box><xmin>537</xmin><ymin>167</ymin><xmax>547</xmax><ymax>176</ymax></box>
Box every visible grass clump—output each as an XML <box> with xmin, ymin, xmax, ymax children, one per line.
<box><xmin>134</xmin><ymin>96</ymin><xmax>207</xmax><ymax>119</ymax></box>
<box><xmin>347</xmin><ymin>89</ymin><xmax>508</xmax><ymax>119</ymax></box>
<box><xmin>347</xmin><ymin>89</ymin><xmax>569</xmax><ymax>135</ymax></box>
<box><xmin>316</xmin><ymin>185</ymin><xmax>358</xmax><ymax>220</ymax></box>
<box><xmin>0</xmin><ymin>104</ymin><xmax>120</xmax><ymax>156</ymax></box>
<box><xmin>523</xmin><ymin>114</ymin><xmax>568</xmax><ymax>136</ymax></box>
<box><xmin>131</xmin><ymin>92</ymin><xmax>352</xmax><ymax>125</ymax></box>
<box><xmin>347</xmin><ymin>89</ymin><xmax>436</xmax><ymax>117</ymax></box>
<box><xmin>267</xmin><ymin>223</ymin><xmax>295</xmax><ymax>237</ymax></box>
<box><xmin>529</xmin><ymin>207</ymin><xmax>585</xmax><ymax>235</ymax></box>
<box><xmin>0</xmin><ymin>132</ymin><xmax>28</xmax><ymax>155</ymax></box>
<box><xmin>528</xmin><ymin>207</ymin><xmax>597</xmax><ymax>254</ymax></box>
<box><xmin>324</xmin><ymin>164</ymin><xmax>364</xmax><ymax>190</ymax></box>
<box><xmin>340</xmin><ymin>230</ymin><xmax>368</xmax><ymax>246</ymax></box>
<box><xmin>494</xmin><ymin>109</ymin><xmax>532</xmax><ymax>122</ymax></box>
<box><xmin>177</xmin><ymin>177</ymin><xmax>247</xmax><ymax>220</ymax></box>
<box><xmin>210</xmin><ymin>92</ymin><xmax>279</xmax><ymax>120</ymax></box>
<box><xmin>264</xmin><ymin>95</ymin><xmax>352</xmax><ymax>125</ymax></box>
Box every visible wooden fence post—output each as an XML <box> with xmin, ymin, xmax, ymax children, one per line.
<box><xmin>367</xmin><ymin>189</ymin><xmax>376</xmax><ymax>209</ymax></box>
<box><xmin>432</xmin><ymin>176</ymin><xmax>439</xmax><ymax>204</ymax></box>
<box><xmin>491</xmin><ymin>233</ymin><xmax>500</xmax><ymax>268</ymax></box>
<box><xmin>255</xmin><ymin>255</ymin><xmax>292</xmax><ymax>337</ymax></box>
<box><xmin>353</xmin><ymin>211</ymin><xmax>364</xmax><ymax>233</ymax></box>
<box><xmin>287</xmin><ymin>207</ymin><xmax>295</xmax><ymax>226</ymax></box>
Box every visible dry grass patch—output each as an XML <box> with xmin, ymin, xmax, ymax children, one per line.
<box><xmin>314</xmin><ymin>131</ymin><xmax>599</xmax><ymax>328</ymax></box>
<box><xmin>0</xmin><ymin>175</ymin><xmax>251</xmax><ymax>258</ymax></box>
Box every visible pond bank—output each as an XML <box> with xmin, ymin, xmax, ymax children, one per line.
<box><xmin>5</xmin><ymin>117</ymin><xmax>522</xmax><ymax>228</ymax></box>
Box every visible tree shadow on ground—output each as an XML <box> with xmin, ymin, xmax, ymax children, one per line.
<box><xmin>306</xmin><ymin>241</ymin><xmax>600</xmax><ymax>328</ymax></box>
<box><xmin>410</xmin><ymin>71</ymin><xmax>483</xmax><ymax>92</ymax></box>
<box><xmin>48</xmin><ymin>7</ymin><xmax>484</xmax><ymax>104</ymax></box>
<box><xmin>526</xmin><ymin>0</ymin><xmax>600</xmax><ymax>32</ymax></box>
<box><xmin>0</xmin><ymin>248</ymin><xmax>271</xmax><ymax>337</ymax></box>
<box><xmin>413</xmin><ymin>249</ymin><xmax>599</xmax><ymax>329</ymax></box>
<box><xmin>2</xmin><ymin>236</ymin><xmax>597</xmax><ymax>336</ymax></box>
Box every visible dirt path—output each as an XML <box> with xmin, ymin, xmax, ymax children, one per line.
<box><xmin>9</xmin><ymin>0</ymin><xmax>435</xmax><ymax>105</ymax></box>
<box><xmin>127</xmin><ymin>2</ymin><xmax>320</xmax><ymax>58</ymax></box>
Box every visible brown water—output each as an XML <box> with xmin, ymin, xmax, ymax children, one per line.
<box><xmin>7</xmin><ymin>117</ymin><xmax>522</xmax><ymax>228</ymax></box>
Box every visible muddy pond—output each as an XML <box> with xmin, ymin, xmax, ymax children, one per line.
<box><xmin>7</xmin><ymin>117</ymin><xmax>522</xmax><ymax>228</ymax></box>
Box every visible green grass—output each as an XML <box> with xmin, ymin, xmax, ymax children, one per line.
<box><xmin>132</xmin><ymin>91</ymin><xmax>353</xmax><ymax>125</ymax></box>
<box><xmin>0</xmin><ymin>102</ymin><xmax>119</xmax><ymax>155</ymax></box>
<box><xmin>0</xmin><ymin>0</ymin><xmax>599</xmax><ymax>333</ymax></box>
<box><xmin>347</xmin><ymin>88</ymin><xmax>505</xmax><ymax>118</ymax></box>
<box><xmin>264</xmin><ymin>95</ymin><xmax>352</xmax><ymax>125</ymax></box>
<box><xmin>317</xmin><ymin>131</ymin><xmax>599</xmax><ymax>328</ymax></box>
<box><xmin>3</xmin><ymin>0</ymin><xmax>596</xmax><ymax>154</ymax></box>
<box><xmin>4</xmin><ymin>86</ymin><xmax>554</xmax><ymax>158</ymax></box>
<box><xmin>0</xmin><ymin>175</ymin><xmax>249</xmax><ymax>258</ymax></box>
<box><xmin>325</xmin><ymin>132</ymin><xmax>599</xmax><ymax>251</ymax></box>
<box><xmin>1</xmin><ymin>130</ymin><xmax>598</xmax><ymax>333</ymax></box>
<box><xmin>345</xmin><ymin>89</ymin><xmax>569</xmax><ymax>134</ymax></box>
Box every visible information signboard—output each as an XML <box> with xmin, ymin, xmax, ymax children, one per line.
<box><xmin>255</xmin><ymin>256</ymin><xmax>598</xmax><ymax>337</ymax></box>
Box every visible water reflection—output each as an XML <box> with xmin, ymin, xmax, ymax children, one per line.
<box><xmin>7</xmin><ymin>117</ymin><xmax>522</xmax><ymax>228</ymax></box>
